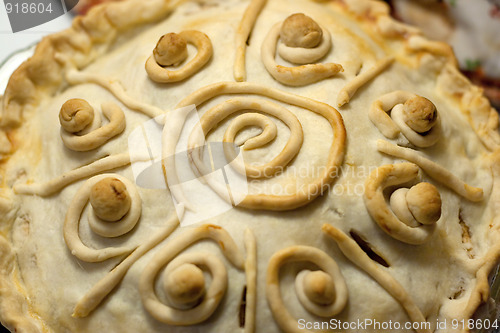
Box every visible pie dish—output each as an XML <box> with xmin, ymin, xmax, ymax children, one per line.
<box><xmin>0</xmin><ymin>0</ymin><xmax>499</xmax><ymax>332</ymax></box>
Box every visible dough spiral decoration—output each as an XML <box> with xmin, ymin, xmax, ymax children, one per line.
<box><xmin>59</xmin><ymin>99</ymin><xmax>126</xmax><ymax>151</ymax></box>
<box><xmin>73</xmin><ymin>214</ymin><xmax>179</xmax><ymax>318</ymax></box>
<box><xmin>63</xmin><ymin>174</ymin><xmax>142</xmax><ymax>262</ymax></box>
<box><xmin>168</xmin><ymin>81</ymin><xmax>346</xmax><ymax>211</ymax></box>
<box><xmin>322</xmin><ymin>224</ymin><xmax>432</xmax><ymax>333</ymax></box>
<box><xmin>364</xmin><ymin>163</ymin><xmax>439</xmax><ymax>244</ymax></box>
<box><xmin>190</xmin><ymin>97</ymin><xmax>304</xmax><ymax>179</ymax></box>
<box><xmin>266</xmin><ymin>245</ymin><xmax>348</xmax><ymax>333</ymax></box>
<box><xmin>139</xmin><ymin>224</ymin><xmax>245</xmax><ymax>325</ymax></box>
<box><xmin>369</xmin><ymin>91</ymin><xmax>441</xmax><ymax>147</ymax></box>
<box><xmin>377</xmin><ymin>140</ymin><xmax>484</xmax><ymax>202</ymax></box>
<box><xmin>145</xmin><ymin>31</ymin><xmax>213</xmax><ymax>83</ymax></box>
<box><xmin>261</xmin><ymin>14</ymin><xmax>342</xmax><ymax>86</ymax></box>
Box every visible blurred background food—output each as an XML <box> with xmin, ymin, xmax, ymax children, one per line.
<box><xmin>384</xmin><ymin>0</ymin><xmax>500</xmax><ymax>110</ymax></box>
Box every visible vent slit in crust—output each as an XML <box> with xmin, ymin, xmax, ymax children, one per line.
<box><xmin>239</xmin><ymin>285</ymin><xmax>247</xmax><ymax>328</ymax></box>
<box><xmin>349</xmin><ymin>230</ymin><xmax>390</xmax><ymax>268</ymax></box>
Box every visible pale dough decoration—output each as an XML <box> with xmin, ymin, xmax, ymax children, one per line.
<box><xmin>170</xmin><ymin>81</ymin><xmax>346</xmax><ymax>211</ymax></box>
<box><xmin>63</xmin><ymin>174</ymin><xmax>141</xmax><ymax>262</ymax></box>
<box><xmin>193</xmin><ymin>97</ymin><xmax>303</xmax><ymax>179</ymax></box>
<box><xmin>277</xmin><ymin>14</ymin><xmax>331</xmax><ymax>65</ymax></box>
<box><xmin>363</xmin><ymin>163</ymin><xmax>438</xmax><ymax>244</ymax></box>
<box><xmin>322</xmin><ymin>224</ymin><xmax>431</xmax><ymax>333</ymax></box>
<box><xmin>234</xmin><ymin>0</ymin><xmax>267</xmax><ymax>82</ymax></box>
<box><xmin>377</xmin><ymin>140</ymin><xmax>484</xmax><ymax>202</ymax></box>
<box><xmin>280</xmin><ymin>13</ymin><xmax>323</xmax><ymax>48</ymax></box>
<box><xmin>337</xmin><ymin>56</ymin><xmax>394</xmax><ymax>108</ymax></box>
<box><xmin>261</xmin><ymin>15</ymin><xmax>342</xmax><ymax>86</ymax></box>
<box><xmin>59</xmin><ymin>99</ymin><xmax>126</xmax><ymax>151</ymax></box>
<box><xmin>404</xmin><ymin>183</ymin><xmax>442</xmax><ymax>225</ymax></box>
<box><xmin>89</xmin><ymin>177</ymin><xmax>131</xmax><ymax>222</ymax></box>
<box><xmin>369</xmin><ymin>90</ymin><xmax>414</xmax><ymax>139</ymax></box>
<box><xmin>13</xmin><ymin>153</ymin><xmax>131</xmax><ymax>196</ymax></box>
<box><xmin>295</xmin><ymin>270</ymin><xmax>338</xmax><ymax>314</ymax></box>
<box><xmin>153</xmin><ymin>33</ymin><xmax>188</xmax><ymax>67</ymax></box>
<box><xmin>225</xmin><ymin>112</ymin><xmax>277</xmax><ymax>150</ymax></box>
<box><xmin>369</xmin><ymin>91</ymin><xmax>441</xmax><ymax>147</ymax></box>
<box><xmin>391</xmin><ymin>100</ymin><xmax>440</xmax><ymax>148</ymax></box>
<box><xmin>73</xmin><ymin>214</ymin><xmax>179</xmax><ymax>318</ymax></box>
<box><xmin>145</xmin><ymin>31</ymin><xmax>213</xmax><ymax>83</ymax></box>
<box><xmin>163</xmin><ymin>253</ymin><xmax>218</xmax><ymax>308</ymax></box>
<box><xmin>56</xmin><ymin>54</ymin><xmax>164</xmax><ymax>119</ymax></box>
<box><xmin>59</xmin><ymin>98</ymin><xmax>94</xmax><ymax>133</ymax></box>
<box><xmin>87</xmin><ymin>177</ymin><xmax>139</xmax><ymax>238</ymax></box>
<box><xmin>266</xmin><ymin>245</ymin><xmax>348</xmax><ymax>333</ymax></box>
<box><xmin>139</xmin><ymin>224</ymin><xmax>245</xmax><ymax>325</ymax></box>
<box><xmin>161</xmin><ymin>105</ymin><xmax>196</xmax><ymax>217</ymax></box>
<box><xmin>390</xmin><ymin>184</ymin><xmax>441</xmax><ymax>228</ymax></box>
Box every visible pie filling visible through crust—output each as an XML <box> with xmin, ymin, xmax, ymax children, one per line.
<box><xmin>0</xmin><ymin>0</ymin><xmax>499</xmax><ymax>332</ymax></box>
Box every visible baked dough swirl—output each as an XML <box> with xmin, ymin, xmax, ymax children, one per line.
<box><xmin>266</xmin><ymin>245</ymin><xmax>348</xmax><ymax>333</ymax></box>
<box><xmin>261</xmin><ymin>14</ymin><xmax>342</xmax><ymax>86</ymax></box>
<box><xmin>167</xmin><ymin>81</ymin><xmax>346</xmax><ymax>211</ymax></box>
<box><xmin>146</xmin><ymin>31</ymin><xmax>213</xmax><ymax>83</ymax></box>
<box><xmin>63</xmin><ymin>174</ymin><xmax>142</xmax><ymax>262</ymax></box>
<box><xmin>59</xmin><ymin>99</ymin><xmax>126</xmax><ymax>151</ymax></box>
<box><xmin>364</xmin><ymin>163</ymin><xmax>439</xmax><ymax>244</ymax></box>
<box><xmin>73</xmin><ymin>214</ymin><xmax>179</xmax><ymax>318</ymax></box>
<box><xmin>377</xmin><ymin>140</ymin><xmax>484</xmax><ymax>202</ymax></box>
<box><xmin>369</xmin><ymin>91</ymin><xmax>441</xmax><ymax>147</ymax></box>
<box><xmin>322</xmin><ymin>224</ymin><xmax>431</xmax><ymax>333</ymax></box>
<box><xmin>190</xmin><ymin>97</ymin><xmax>304</xmax><ymax>179</ymax></box>
<box><xmin>139</xmin><ymin>224</ymin><xmax>246</xmax><ymax>325</ymax></box>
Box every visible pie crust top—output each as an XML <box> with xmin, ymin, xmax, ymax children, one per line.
<box><xmin>0</xmin><ymin>0</ymin><xmax>499</xmax><ymax>332</ymax></box>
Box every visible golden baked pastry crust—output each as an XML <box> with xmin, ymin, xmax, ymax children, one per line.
<box><xmin>0</xmin><ymin>0</ymin><xmax>499</xmax><ymax>332</ymax></box>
